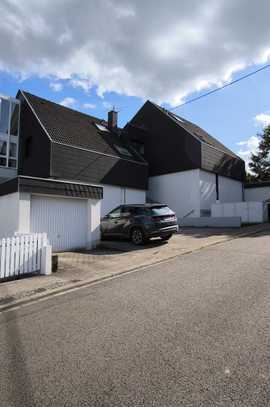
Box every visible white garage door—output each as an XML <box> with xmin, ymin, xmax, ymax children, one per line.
<box><xmin>30</xmin><ymin>195</ymin><xmax>88</xmax><ymax>251</ymax></box>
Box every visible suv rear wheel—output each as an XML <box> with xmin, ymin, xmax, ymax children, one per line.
<box><xmin>131</xmin><ymin>227</ymin><xmax>145</xmax><ymax>245</ymax></box>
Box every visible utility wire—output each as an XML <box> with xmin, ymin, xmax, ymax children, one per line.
<box><xmin>171</xmin><ymin>62</ymin><xmax>270</xmax><ymax>111</ymax></box>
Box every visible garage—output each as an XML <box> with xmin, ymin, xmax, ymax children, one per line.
<box><xmin>30</xmin><ymin>195</ymin><xmax>88</xmax><ymax>251</ymax></box>
<box><xmin>0</xmin><ymin>177</ymin><xmax>103</xmax><ymax>251</ymax></box>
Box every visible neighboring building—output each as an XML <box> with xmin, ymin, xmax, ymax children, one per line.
<box><xmin>245</xmin><ymin>181</ymin><xmax>270</xmax><ymax>221</ymax></box>
<box><xmin>0</xmin><ymin>91</ymin><xmax>147</xmax><ymax>250</ymax></box>
<box><xmin>123</xmin><ymin>101</ymin><xmax>245</xmax><ymax>219</ymax></box>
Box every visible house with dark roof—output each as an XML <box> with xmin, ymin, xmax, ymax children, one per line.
<box><xmin>0</xmin><ymin>91</ymin><xmax>147</xmax><ymax>250</ymax></box>
<box><xmin>123</xmin><ymin>101</ymin><xmax>245</xmax><ymax>220</ymax></box>
<box><xmin>0</xmin><ymin>90</ymin><xmax>247</xmax><ymax>249</ymax></box>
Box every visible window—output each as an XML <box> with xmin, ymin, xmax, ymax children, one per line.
<box><xmin>9</xmin><ymin>142</ymin><xmax>17</xmax><ymax>158</ymax></box>
<box><xmin>95</xmin><ymin>123</ymin><xmax>109</xmax><ymax>132</ymax></box>
<box><xmin>0</xmin><ymin>97</ymin><xmax>20</xmax><ymax>169</ymax></box>
<box><xmin>108</xmin><ymin>206</ymin><xmax>122</xmax><ymax>218</ymax></box>
<box><xmin>0</xmin><ymin>99</ymin><xmax>10</xmax><ymax>134</ymax></box>
<box><xmin>114</xmin><ymin>145</ymin><xmax>133</xmax><ymax>158</ymax></box>
<box><xmin>10</xmin><ymin>102</ymin><xmax>19</xmax><ymax>137</ymax></box>
<box><xmin>0</xmin><ymin>140</ymin><xmax>7</xmax><ymax>156</ymax></box>
<box><xmin>132</xmin><ymin>141</ymin><xmax>145</xmax><ymax>156</ymax></box>
<box><xmin>133</xmin><ymin>207</ymin><xmax>148</xmax><ymax>216</ymax></box>
<box><xmin>150</xmin><ymin>206</ymin><xmax>174</xmax><ymax>216</ymax></box>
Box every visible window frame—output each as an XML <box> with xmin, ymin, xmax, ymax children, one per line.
<box><xmin>0</xmin><ymin>96</ymin><xmax>20</xmax><ymax>169</ymax></box>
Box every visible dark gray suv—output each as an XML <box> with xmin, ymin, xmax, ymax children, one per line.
<box><xmin>101</xmin><ymin>204</ymin><xmax>178</xmax><ymax>245</ymax></box>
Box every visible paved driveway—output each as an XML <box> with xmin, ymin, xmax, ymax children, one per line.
<box><xmin>57</xmin><ymin>225</ymin><xmax>269</xmax><ymax>282</ymax></box>
<box><xmin>0</xmin><ymin>229</ymin><xmax>270</xmax><ymax>406</ymax></box>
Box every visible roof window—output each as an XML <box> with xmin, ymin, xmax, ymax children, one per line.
<box><xmin>114</xmin><ymin>145</ymin><xmax>133</xmax><ymax>158</ymax></box>
<box><xmin>95</xmin><ymin>123</ymin><xmax>109</xmax><ymax>132</ymax></box>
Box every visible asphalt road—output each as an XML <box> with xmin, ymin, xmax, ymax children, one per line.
<box><xmin>0</xmin><ymin>231</ymin><xmax>270</xmax><ymax>406</ymax></box>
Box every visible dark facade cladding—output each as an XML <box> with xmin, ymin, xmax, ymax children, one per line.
<box><xmin>51</xmin><ymin>143</ymin><xmax>148</xmax><ymax>190</ymax></box>
<box><xmin>123</xmin><ymin>101</ymin><xmax>245</xmax><ymax>182</ymax></box>
<box><xmin>16</xmin><ymin>90</ymin><xmax>148</xmax><ymax>190</ymax></box>
<box><xmin>18</xmin><ymin>93</ymin><xmax>51</xmax><ymax>178</ymax></box>
<box><xmin>0</xmin><ymin>177</ymin><xmax>103</xmax><ymax>200</ymax></box>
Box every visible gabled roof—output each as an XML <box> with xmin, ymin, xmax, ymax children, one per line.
<box><xmin>18</xmin><ymin>90</ymin><xmax>145</xmax><ymax>164</ymax></box>
<box><xmin>150</xmin><ymin>102</ymin><xmax>239</xmax><ymax>159</ymax></box>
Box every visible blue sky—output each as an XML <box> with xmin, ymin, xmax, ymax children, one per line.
<box><xmin>1</xmin><ymin>0</ymin><xmax>270</xmax><ymax>170</ymax></box>
<box><xmin>1</xmin><ymin>64</ymin><xmax>269</xmax><ymax>165</ymax></box>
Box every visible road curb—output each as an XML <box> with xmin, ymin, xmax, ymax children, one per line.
<box><xmin>0</xmin><ymin>225</ymin><xmax>269</xmax><ymax>313</ymax></box>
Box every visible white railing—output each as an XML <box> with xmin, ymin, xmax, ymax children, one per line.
<box><xmin>0</xmin><ymin>233</ymin><xmax>51</xmax><ymax>281</ymax></box>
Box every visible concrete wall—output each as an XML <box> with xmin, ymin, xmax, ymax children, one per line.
<box><xmin>245</xmin><ymin>186</ymin><xmax>270</xmax><ymax>202</ymax></box>
<box><xmin>101</xmin><ymin>184</ymin><xmax>146</xmax><ymax>217</ymax></box>
<box><xmin>0</xmin><ymin>192</ymin><xmax>20</xmax><ymax>238</ymax></box>
<box><xmin>212</xmin><ymin>201</ymin><xmax>264</xmax><ymax>223</ymax></box>
<box><xmin>148</xmin><ymin>170</ymin><xmax>201</xmax><ymax>218</ymax></box>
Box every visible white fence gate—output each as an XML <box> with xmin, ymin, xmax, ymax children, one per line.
<box><xmin>0</xmin><ymin>233</ymin><xmax>51</xmax><ymax>281</ymax></box>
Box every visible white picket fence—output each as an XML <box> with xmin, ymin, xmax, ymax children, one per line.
<box><xmin>0</xmin><ymin>233</ymin><xmax>50</xmax><ymax>281</ymax></box>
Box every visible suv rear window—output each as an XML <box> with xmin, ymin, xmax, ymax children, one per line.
<box><xmin>150</xmin><ymin>206</ymin><xmax>174</xmax><ymax>216</ymax></box>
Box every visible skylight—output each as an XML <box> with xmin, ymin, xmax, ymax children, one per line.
<box><xmin>95</xmin><ymin>123</ymin><xmax>109</xmax><ymax>132</ymax></box>
<box><xmin>114</xmin><ymin>145</ymin><xmax>133</xmax><ymax>158</ymax></box>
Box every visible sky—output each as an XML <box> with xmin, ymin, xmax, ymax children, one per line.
<box><xmin>1</xmin><ymin>0</ymin><xmax>270</xmax><ymax>170</ymax></box>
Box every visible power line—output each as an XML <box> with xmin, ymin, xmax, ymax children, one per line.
<box><xmin>171</xmin><ymin>62</ymin><xmax>270</xmax><ymax>111</ymax></box>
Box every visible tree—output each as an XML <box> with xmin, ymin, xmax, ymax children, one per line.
<box><xmin>249</xmin><ymin>125</ymin><xmax>270</xmax><ymax>181</ymax></box>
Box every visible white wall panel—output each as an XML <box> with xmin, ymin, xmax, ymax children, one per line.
<box><xmin>101</xmin><ymin>184</ymin><xmax>146</xmax><ymax>217</ymax></box>
<box><xmin>219</xmin><ymin>175</ymin><xmax>243</xmax><ymax>202</ymax></box>
<box><xmin>148</xmin><ymin>170</ymin><xmax>200</xmax><ymax>219</ymax></box>
<box><xmin>101</xmin><ymin>185</ymin><xmax>123</xmax><ymax>217</ymax></box>
<box><xmin>0</xmin><ymin>192</ymin><xmax>19</xmax><ymax>238</ymax></box>
<box><xmin>199</xmin><ymin>170</ymin><xmax>216</xmax><ymax>211</ymax></box>
<box><xmin>199</xmin><ymin>170</ymin><xmax>243</xmax><ymax>213</ymax></box>
<box><xmin>125</xmin><ymin>188</ymin><xmax>146</xmax><ymax>205</ymax></box>
<box><xmin>211</xmin><ymin>201</ymin><xmax>264</xmax><ymax>223</ymax></box>
<box><xmin>245</xmin><ymin>186</ymin><xmax>270</xmax><ymax>202</ymax></box>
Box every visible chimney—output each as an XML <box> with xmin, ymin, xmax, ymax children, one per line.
<box><xmin>108</xmin><ymin>109</ymin><xmax>118</xmax><ymax>130</ymax></box>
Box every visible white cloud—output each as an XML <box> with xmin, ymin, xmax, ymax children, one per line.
<box><xmin>60</xmin><ymin>97</ymin><xmax>76</xmax><ymax>108</ymax></box>
<box><xmin>255</xmin><ymin>113</ymin><xmax>270</xmax><ymax>127</ymax></box>
<box><xmin>83</xmin><ymin>102</ymin><xmax>96</xmax><ymax>109</ymax></box>
<box><xmin>49</xmin><ymin>82</ymin><xmax>63</xmax><ymax>92</ymax></box>
<box><xmin>1</xmin><ymin>1</ymin><xmax>270</xmax><ymax>104</ymax></box>
<box><xmin>102</xmin><ymin>101</ymin><xmax>113</xmax><ymax>110</ymax></box>
<box><xmin>70</xmin><ymin>78</ymin><xmax>92</xmax><ymax>92</ymax></box>
<box><xmin>237</xmin><ymin>135</ymin><xmax>260</xmax><ymax>168</ymax></box>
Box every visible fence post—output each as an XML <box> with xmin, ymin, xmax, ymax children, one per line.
<box><xmin>40</xmin><ymin>245</ymin><xmax>52</xmax><ymax>276</ymax></box>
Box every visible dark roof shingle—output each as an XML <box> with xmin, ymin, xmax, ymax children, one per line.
<box><xmin>152</xmin><ymin>102</ymin><xmax>239</xmax><ymax>159</ymax></box>
<box><xmin>20</xmin><ymin>91</ymin><xmax>145</xmax><ymax>163</ymax></box>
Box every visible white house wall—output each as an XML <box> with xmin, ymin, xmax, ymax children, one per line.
<box><xmin>0</xmin><ymin>192</ymin><xmax>19</xmax><ymax>239</ymax></box>
<box><xmin>219</xmin><ymin>175</ymin><xmax>243</xmax><ymax>202</ymax></box>
<box><xmin>199</xmin><ymin>170</ymin><xmax>243</xmax><ymax>213</ymax></box>
<box><xmin>101</xmin><ymin>184</ymin><xmax>146</xmax><ymax>216</ymax></box>
<box><xmin>245</xmin><ymin>186</ymin><xmax>270</xmax><ymax>202</ymax></box>
<box><xmin>125</xmin><ymin>188</ymin><xmax>146</xmax><ymax>205</ymax></box>
<box><xmin>148</xmin><ymin>170</ymin><xmax>200</xmax><ymax>218</ymax></box>
<box><xmin>199</xmin><ymin>171</ymin><xmax>216</xmax><ymax>212</ymax></box>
